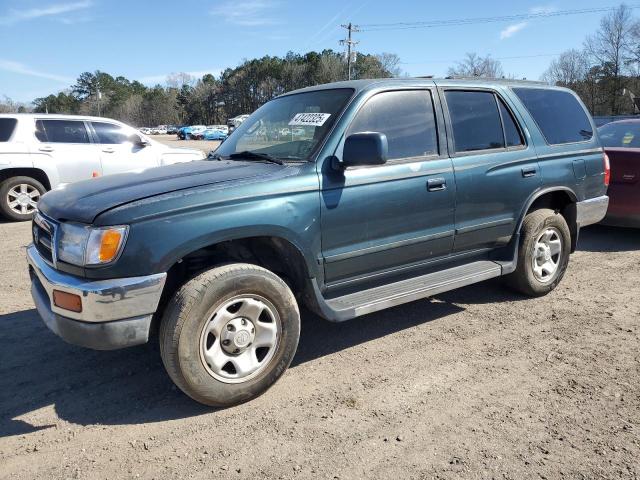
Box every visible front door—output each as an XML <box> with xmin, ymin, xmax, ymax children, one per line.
<box><xmin>320</xmin><ymin>89</ymin><xmax>455</xmax><ymax>289</ymax></box>
<box><xmin>89</xmin><ymin>121</ymin><xmax>159</xmax><ymax>176</ymax></box>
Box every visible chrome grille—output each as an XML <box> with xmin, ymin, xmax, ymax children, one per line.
<box><xmin>32</xmin><ymin>213</ymin><xmax>57</xmax><ymax>265</ymax></box>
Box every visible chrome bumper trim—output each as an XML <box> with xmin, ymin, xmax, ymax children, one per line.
<box><xmin>27</xmin><ymin>244</ymin><xmax>166</xmax><ymax>323</ymax></box>
<box><xmin>576</xmin><ymin>195</ymin><xmax>609</xmax><ymax>227</ymax></box>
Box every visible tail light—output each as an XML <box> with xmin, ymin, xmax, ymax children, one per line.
<box><xmin>603</xmin><ymin>151</ymin><xmax>610</xmax><ymax>186</ymax></box>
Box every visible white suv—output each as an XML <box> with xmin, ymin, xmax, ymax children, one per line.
<box><xmin>0</xmin><ymin>114</ymin><xmax>206</xmax><ymax>221</ymax></box>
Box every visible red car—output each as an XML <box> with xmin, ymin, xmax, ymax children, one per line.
<box><xmin>598</xmin><ymin>120</ymin><xmax>640</xmax><ymax>227</ymax></box>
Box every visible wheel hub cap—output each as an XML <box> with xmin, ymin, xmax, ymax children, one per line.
<box><xmin>220</xmin><ymin>317</ymin><xmax>255</xmax><ymax>353</ymax></box>
<box><xmin>531</xmin><ymin>227</ymin><xmax>562</xmax><ymax>283</ymax></box>
<box><xmin>199</xmin><ymin>295</ymin><xmax>280</xmax><ymax>384</ymax></box>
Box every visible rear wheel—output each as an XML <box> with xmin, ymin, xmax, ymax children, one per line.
<box><xmin>159</xmin><ymin>263</ymin><xmax>300</xmax><ymax>407</ymax></box>
<box><xmin>505</xmin><ymin>208</ymin><xmax>571</xmax><ymax>297</ymax></box>
<box><xmin>0</xmin><ymin>176</ymin><xmax>46</xmax><ymax>221</ymax></box>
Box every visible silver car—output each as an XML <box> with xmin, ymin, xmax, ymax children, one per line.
<box><xmin>0</xmin><ymin>114</ymin><xmax>206</xmax><ymax>221</ymax></box>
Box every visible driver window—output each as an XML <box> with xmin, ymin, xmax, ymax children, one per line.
<box><xmin>91</xmin><ymin>122</ymin><xmax>130</xmax><ymax>144</ymax></box>
<box><xmin>347</xmin><ymin>90</ymin><xmax>439</xmax><ymax>161</ymax></box>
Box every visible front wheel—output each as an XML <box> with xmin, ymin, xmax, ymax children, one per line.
<box><xmin>504</xmin><ymin>208</ymin><xmax>571</xmax><ymax>297</ymax></box>
<box><xmin>159</xmin><ymin>263</ymin><xmax>300</xmax><ymax>406</ymax></box>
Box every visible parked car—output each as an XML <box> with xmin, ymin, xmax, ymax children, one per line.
<box><xmin>0</xmin><ymin>114</ymin><xmax>206</xmax><ymax>221</ymax></box>
<box><xmin>139</xmin><ymin>127</ymin><xmax>152</xmax><ymax>135</ymax></box>
<box><xmin>185</xmin><ymin>125</ymin><xmax>207</xmax><ymax>140</ymax></box>
<box><xmin>166</xmin><ymin>125</ymin><xmax>179</xmax><ymax>135</ymax></box>
<box><xmin>26</xmin><ymin>78</ymin><xmax>608</xmax><ymax>407</ymax></box>
<box><xmin>150</xmin><ymin>126</ymin><xmax>168</xmax><ymax>135</ymax></box>
<box><xmin>202</xmin><ymin>128</ymin><xmax>228</xmax><ymax>141</ymax></box>
<box><xmin>597</xmin><ymin>119</ymin><xmax>640</xmax><ymax>227</ymax></box>
<box><xmin>177</xmin><ymin>125</ymin><xmax>191</xmax><ymax>140</ymax></box>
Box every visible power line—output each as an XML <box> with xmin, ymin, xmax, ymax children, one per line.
<box><xmin>358</xmin><ymin>5</ymin><xmax>640</xmax><ymax>31</ymax></box>
<box><xmin>340</xmin><ymin>23</ymin><xmax>360</xmax><ymax>80</ymax></box>
<box><xmin>399</xmin><ymin>53</ymin><xmax>563</xmax><ymax>65</ymax></box>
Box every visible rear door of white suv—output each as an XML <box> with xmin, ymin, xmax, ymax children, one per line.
<box><xmin>32</xmin><ymin>118</ymin><xmax>103</xmax><ymax>184</ymax></box>
<box><xmin>89</xmin><ymin>121</ymin><xmax>159</xmax><ymax>176</ymax></box>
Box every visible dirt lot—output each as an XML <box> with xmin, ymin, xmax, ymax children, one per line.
<box><xmin>0</xmin><ymin>220</ymin><xmax>639</xmax><ymax>480</ymax></box>
<box><xmin>153</xmin><ymin>134</ymin><xmax>221</xmax><ymax>154</ymax></box>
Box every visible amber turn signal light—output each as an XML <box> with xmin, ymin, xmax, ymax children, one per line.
<box><xmin>53</xmin><ymin>290</ymin><xmax>82</xmax><ymax>313</ymax></box>
<box><xmin>99</xmin><ymin>229</ymin><xmax>123</xmax><ymax>263</ymax></box>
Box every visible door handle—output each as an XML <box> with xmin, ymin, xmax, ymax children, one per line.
<box><xmin>102</xmin><ymin>147</ymin><xmax>115</xmax><ymax>153</ymax></box>
<box><xmin>522</xmin><ymin>167</ymin><xmax>537</xmax><ymax>178</ymax></box>
<box><xmin>427</xmin><ymin>178</ymin><xmax>447</xmax><ymax>192</ymax></box>
<box><xmin>38</xmin><ymin>146</ymin><xmax>54</xmax><ymax>152</ymax></box>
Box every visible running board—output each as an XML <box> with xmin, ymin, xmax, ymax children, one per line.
<box><xmin>320</xmin><ymin>261</ymin><xmax>503</xmax><ymax>321</ymax></box>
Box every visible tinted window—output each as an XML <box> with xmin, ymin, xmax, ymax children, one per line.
<box><xmin>35</xmin><ymin>120</ymin><xmax>90</xmax><ymax>143</ymax></box>
<box><xmin>597</xmin><ymin>122</ymin><xmax>640</xmax><ymax>148</ymax></box>
<box><xmin>445</xmin><ymin>91</ymin><xmax>504</xmax><ymax>152</ymax></box>
<box><xmin>0</xmin><ymin>118</ymin><xmax>17</xmax><ymax>142</ymax></box>
<box><xmin>498</xmin><ymin>98</ymin><xmax>524</xmax><ymax>147</ymax></box>
<box><xmin>513</xmin><ymin>88</ymin><xmax>593</xmax><ymax>144</ymax></box>
<box><xmin>347</xmin><ymin>90</ymin><xmax>438</xmax><ymax>160</ymax></box>
<box><xmin>92</xmin><ymin>122</ymin><xmax>129</xmax><ymax>144</ymax></box>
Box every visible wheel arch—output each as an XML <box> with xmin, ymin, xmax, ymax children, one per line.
<box><xmin>0</xmin><ymin>167</ymin><xmax>52</xmax><ymax>191</ymax></box>
<box><xmin>517</xmin><ymin>187</ymin><xmax>578</xmax><ymax>252</ymax></box>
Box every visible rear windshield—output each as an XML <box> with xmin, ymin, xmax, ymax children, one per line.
<box><xmin>512</xmin><ymin>88</ymin><xmax>593</xmax><ymax>145</ymax></box>
<box><xmin>597</xmin><ymin>122</ymin><xmax>640</xmax><ymax>148</ymax></box>
<box><xmin>0</xmin><ymin>118</ymin><xmax>17</xmax><ymax>142</ymax></box>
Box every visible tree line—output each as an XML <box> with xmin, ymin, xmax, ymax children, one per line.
<box><xmin>2</xmin><ymin>5</ymin><xmax>639</xmax><ymax>121</ymax></box>
<box><xmin>4</xmin><ymin>50</ymin><xmax>400</xmax><ymax>127</ymax></box>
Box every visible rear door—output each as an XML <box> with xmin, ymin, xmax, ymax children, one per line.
<box><xmin>441</xmin><ymin>88</ymin><xmax>541</xmax><ymax>252</ymax></box>
<box><xmin>89</xmin><ymin>121</ymin><xmax>159</xmax><ymax>176</ymax></box>
<box><xmin>320</xmin><ymin>88</ymin><xmax>455</xmax><ymax>288</ymax></box>
<box><xmin>32</xmin><ymin>119</ymin><xmax>102</xmax><ymax>184</ymax></box>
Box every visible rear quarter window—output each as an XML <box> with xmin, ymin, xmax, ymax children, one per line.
<box><xmin>512</xmin><ymin>87</ymin><xmax>593</xmax><ymax>145</ymax></box>
<box><xmin>0</xmin><ymin>118</ymin><xmax>17</xmax><ymax>142</ymax></box>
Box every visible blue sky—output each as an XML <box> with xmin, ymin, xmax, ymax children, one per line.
<box><xmin>0</xmin><ymin>0</ymin><xmax>622</xmax><ymax>103</ymax></box>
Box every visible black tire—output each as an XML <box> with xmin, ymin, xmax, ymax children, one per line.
<box><xmin>159</xmin><ymin>263</ymin><xmax>300</xmax><ymax>407</ymax></box>
<box><xmin>0</xmin><ymin>176</ymin><xmax>46</xmax><ymax>222</ymax></box>
<box><xmin>504</xmin><ymin>208</ymin><xmax>571</xmax><ymax>297</ymax></box>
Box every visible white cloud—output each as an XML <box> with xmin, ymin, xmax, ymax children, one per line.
<box><xmin>0</xmin><ymin>1</ymin><xmax>92</xmax><ymax>25</ymax></box>
<box><xmin>138</xmin><ymin>70</ymin><xmax>222</xmax><ymax>85</ymax></box>
<box><xmin>500</xmin><ymin>22</ymin><xmax>527</xmax><ymax>40</ymax></box>
<box><xmin>0</xmin><ymin>59</ymin><xmax>72</xmax><ymax>84</ymax></box>
<box><xmin>211</xmin><ymin>0</ymin><xmax>278</xmax><ymax>26</ymax></box>
<box><xmin>529</xmin><ymin>5</ymin><xmax>558</xmax><ymax>15</ymax></box>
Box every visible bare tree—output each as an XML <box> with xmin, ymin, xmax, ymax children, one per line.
<box><xmin>585</xmin><ymin>4</ymin><xmax>636</xmax><ymax>114</ymax></box>
<box><xmin>166</xmin><ymin>72</ymin><xmax>197</xmax><ymax>89</ymax></box>
<box><xmin>447</xmin><ymin>53</ymin><xmax>504</xmax><ymax>78</ymax></box>
<box><xmin>541</xmin><ymin>49</ymin><xmax>589</xmax><ymax>85</ymax></box>
<box><xmin>375</xmin><ymin>53</ymin><xmax>402</xmax><ymax>77</ymax></box>
<box><xmin>0</xmin><ymin>95</ymin><xmax>28</xmax><ymax>113</ymax></box>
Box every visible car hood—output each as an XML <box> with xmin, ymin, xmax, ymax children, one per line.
<box><xmin>38</xmin><ymin>160</ymin><xmax>285</xmax><ymax>224</ymax></box>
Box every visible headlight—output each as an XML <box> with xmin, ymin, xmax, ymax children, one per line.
<box><xmin>57</xmin><ymin>224</ymin><xmax>128</xmax><ymax>266</ymax></box>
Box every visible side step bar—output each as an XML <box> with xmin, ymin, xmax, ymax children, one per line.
<box><xmin>315</xmin><ymin>261</ymin><xmax>503</xmax><ymax>322</ymax></box>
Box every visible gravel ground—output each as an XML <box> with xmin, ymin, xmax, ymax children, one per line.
<box><xmin>153</xmin><ymin>134</ymin><xmax>221</xmax><ymax>154</ymax></box>
<box><xmin>0</xmin><ymin>220</ymin><xmax>639</xmax><ymax>480</ymax></box>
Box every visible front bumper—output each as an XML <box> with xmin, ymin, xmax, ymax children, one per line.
<box><xmin>27</xmin><ymin>245</ymin><xmax>167</xmax><ymax>350</ymax></box>
<box><xmin>576</xmin><ymin>195</ymin><xmax>609</xmax><ymax>227</ymax></box>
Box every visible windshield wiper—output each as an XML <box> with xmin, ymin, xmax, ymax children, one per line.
<box><xmin>208</xmin><ymin>152</ymin><xmax>227</xmax><ymax>160</ymax></box>
<box><xmin>228</xmin><ymin>151</ymin><xmax>284</xmax><ymax>165</ymax></box>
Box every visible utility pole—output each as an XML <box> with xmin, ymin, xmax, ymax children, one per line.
<box><xmin>340</xmin><ymin>22</ymin><xmax>359</xmax><ymax>80</ymax></box>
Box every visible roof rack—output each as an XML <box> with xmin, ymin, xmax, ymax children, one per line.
<box><xmin>443</xmin><ymin>75</ymin><xmax>546</xmax><ymax>85</ymax></box>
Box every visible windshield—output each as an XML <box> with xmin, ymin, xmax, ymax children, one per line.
<box><xmin>215</xmin><ymin>88</ymin><xmax>354</xmax><ymax>161</ymax></box>
<box><xmin>598</xmin><ymin>122</ymin><xmax>640</xmax><ymax>148</ymax></box>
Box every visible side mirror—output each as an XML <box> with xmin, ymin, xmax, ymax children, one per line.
<box><xmin>341</xmin><ymin>132</ymin><xmax>388</xmax><ymax>168</ymax></box>
<box><xmin>129</xmin><ymin>134</ymin><xmax>149</xmax><ymax>148</ymax></box>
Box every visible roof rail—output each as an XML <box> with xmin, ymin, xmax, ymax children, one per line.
<box><xmin>443</xmin><ymin>75</ymin><xmax>546</xmax><ymax>85</ymax></box>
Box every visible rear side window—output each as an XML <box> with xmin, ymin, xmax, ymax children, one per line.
<box><xmin>91</xmin><ymin>122</ymin><xmax>130</xmax><ymax>144</ymax></box>
<box><xmin>498</xmin><ymin>98</ymin><xmax>524</xmax><ymax>147</ymax></box>
<box><xmin>35</xmin><ymin>119</ymin><xmax>90</xmax><ymax>144</ymax></box>
<box><xmin>347</xmin><ymin>90</ymin><xmax>438</xmax><ymax>160</ymax></box>
<box><xmin>0</xmin><ymin>118</ymin><xmax>17</xmax><ymax>142</ymax></box>
<box><xmin>445</xmin><ymin>91</ymin><xmax>504</xmax><ymax>152</ymax></box>
<box><xmin>513</xmin><ymin>87</ymin><xmax>593</xmax><ymax>144</ymax></box>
